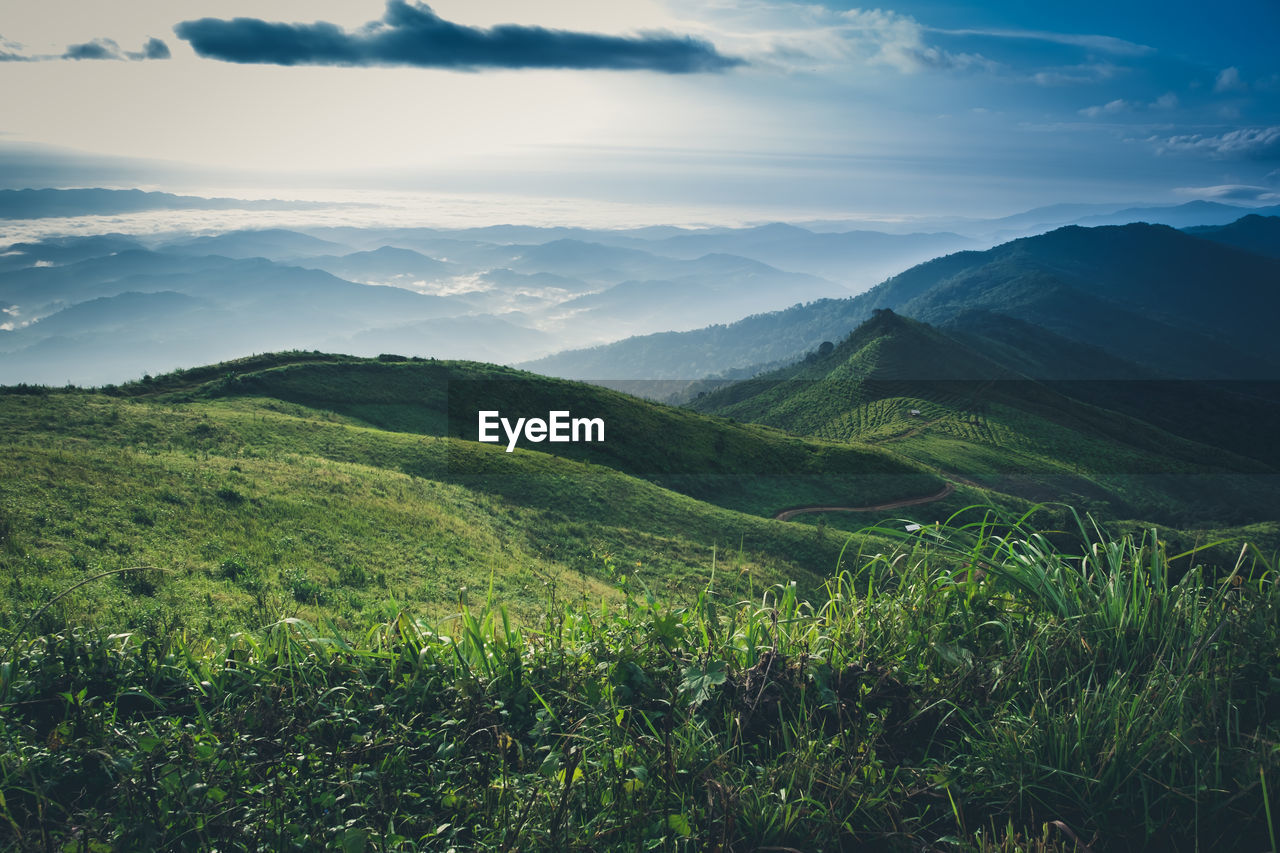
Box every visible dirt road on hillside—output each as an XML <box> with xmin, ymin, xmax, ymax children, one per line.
<box><xmin>773</xmin><ymin>482</ymin><xmax>956</xmax><ymax>521</ymax></box>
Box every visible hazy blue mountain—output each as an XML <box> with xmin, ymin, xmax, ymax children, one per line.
<box><xmin>0</xmin><ymin>235</ymin><xmax>146</xmax><ymax>272</ymax></box>
<box><xmin>520</xmin><ymin>297</ymin><xmax>864</xmax><ymax>380</ymax></box>
<box><xmin>548</xmin><ymin>257</ymin><xmax>836</xmax><ymax>338</ymax></box>
<box><xmin>477</xmin><ymin>268</ymin><xmax>594</xmax><ymax>294</ymax></box>
<box><xmin>299</xmin><ymin>246</ymin><xmax>460</xmax><ymax>284</ymax></box>
<box><xmin>360</xmin><ymin>234</ymin><xmax>524</xmax><ymax>269</ymax></box>
<box><xmin>0</xmin><ymin>188</ymin><xmax>330</xmax><ymax>219</ymax></box>
<box><xmin>339</xmin><ymin>314</ymin><xmax>555</xmax><ymax>364</ymax></box>
<box><xmin>983</xmin><ymin>202</ymin><xmax>1142</xmax><ymax>230</ymax></box>
<box><xmin>0</xmin><ymin>250</ymin><xmax>243</xmax><ymax>320</ymax></box>
<box><xmin>811</xmin><ymin>201</ymin><xmax>1280</xmax><ymax>242</ymax></box>
<box><xmin>524</xmin><ymin>219</ymin><xmax>1280</xmax><ymax>381</ymax></box>
<box><xmin>0</xmin><ymin>292</ymin><xmax>245</xmax><ymax>386</ymax></box>
<box><xmin>485</xmin><ymin>240</ymin><xmax>852</xmax><ymax>308</ymax></box>
<box><xmin>119</xmin><ymin>259</ymin><xmax>466</xmax><ymax>324</ymax></box>
<box><xmin>0</xmin><ymin>290</ymin><xmax>209</xmax><ymax>344</ymax></box>
<box><xmin>305</xmin><ymin>224</ymin><xmax>717</xmax><ymax>251</ymax></box>
<box><xmin>1071</xmin><ymin>200</ymin><xmax>1280</xmax><ymax>229</ymax></box>
<box><xmin>0</xmin><ymin>252</ymin><xmax>480</xmax><ymax>384</ymax></box>
<box><xmin>502</xmin><ymin>239</ymin><xmax>670</xmax><ymax>283</ymax></box>
<box><xmin>161</xmin><ymin>229</ymin><xmax>353</xmax><ymax>261</ymax></box>
<box><xmin>0</xmin><ymin>250</ymin><xmax>469</xmax><ymax>326</ymax></box>
<box><xmin>1184</xmin><ymin>215</ymin><xmax>1280</xmax><ymax>259</ymax></box>
<box><xmin>639</xmin><ymin>222</ymin><xmax>974</xmax><ymax>286</ymax></box>
<box><xmin>869</xmin><ymin>223</ymin><xmax>1280</xmax><ymax>372</ymax></box>
<box><xmin>424</xmin><ymin>223</ymin><xmax>974</xmax><ymax>290</ymax></box>
<box><xmin>301</xmin><ymin>222</ymin><xmax>976</xmax><ymax>292</ymax></box>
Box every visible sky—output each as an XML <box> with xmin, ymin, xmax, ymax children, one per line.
<box><xmin>1</xmin><ymin>0</ymin><xmax>1278</xmax><ymax>220</ymax></box>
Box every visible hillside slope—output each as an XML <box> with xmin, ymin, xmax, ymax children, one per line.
<box><xmin>0</xmin><ymin>356</ymin><xmax>953</xmax><ymax>634</ymax></box>
<box><xmin>131</xmin><ymin>352</ymin><xmax>944</xmax><ymax>518</ymax></box>
<box><xmin>690</xmin><ymin>311</ymin><xmax>1280</xmax><ymax>525</ymax></box>
<box><xmin>525</xmin><ymin>219</ymin><xmax>1280</xmax><ymax>381</ymax></box>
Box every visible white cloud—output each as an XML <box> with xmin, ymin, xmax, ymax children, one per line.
<box><xmin>1214</xmin><ymin>66</ymin><xmax>1246</xmax><ymax>93</ymax></box>
<box><xmin>660</xmin><ymin>2</ymin><xmax>998</xmax><ymax>75</ymax></box>
<box><xmin>835</xmin><ymin>9</ymin><xmax>998</xmax><ymax>74</ymax></box>
<box><xmin>1079</xmin><ymin>98</ymin><xmax>1131</xmax><ymax>118</ymax></box>
<box><xmin>1173</xmin><ymin>184</ymin><xmax>1280</xmax><ymax>202</ymax></box>
<box><xmin>1079</xmin><ymin>92</ymin><xmax>1179</xmax><ymax>119</ymax></box>
<box><xmin>1031</xmin><ymin>62</ymin><xmax>1122</xmax><ymax>86</ymax></box>
<box><xmin>930</xmin><ymin>27</ymin><xmax>1153</xmax><ymax>57</ymax></box>
<box><xmin>1154</xmin><ymin>126</ymin><xmax>1280</xmax><ymax>160</ymax></box>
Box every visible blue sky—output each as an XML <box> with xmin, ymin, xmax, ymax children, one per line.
<box><xmin>1</xmin><ymin>0</ymin><xmax>1277</xmax><ymax>219</ymax></box>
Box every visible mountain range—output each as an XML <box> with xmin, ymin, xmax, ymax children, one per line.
<box><xmin>0</xmin><ymin>214</ymin><xmax>991</xmax><ymax>384</ymax></box>
<box><xmin>525</xmin><ymin>217</ymin><xmax>1280</xmax><ymax>382</ymax></box>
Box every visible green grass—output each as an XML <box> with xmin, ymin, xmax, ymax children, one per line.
<box><xmin>0</xmin><ymin>387</ymin><xmax>900</xmax><ymax>635</ymax></box>
<box><xmin>2</xmin><ymin>352</ymin><xmax>1277</xmax><ymax>850</ymax></box>
<box><xmin>689</xmin><ymin>314</ymin><xmax>1280</xmax><ymax>528</ymax></box>
<box><xmin>0</xmin><ymin>508</ymin><xmax>1275</xmax><ymax>851</ymax></box>
<box><xmin>126</xmin><ymin>352</ymin><xmax>945</xmax><ymax>516</ymax></box>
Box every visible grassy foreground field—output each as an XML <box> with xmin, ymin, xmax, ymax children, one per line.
<box><xmin>0</xmin><ymin>385</ymin><xmax>891</xmax><ymax>635</ymax></box>
<box><xmin>1</xmin><ymin>355</ymin><xmax>1277</xmax><ymax>850</ymax></box>
<box><xmin>0</xmin><ymin>509</ymin><xmax>1276</xmax><ymax>851</ymax></box>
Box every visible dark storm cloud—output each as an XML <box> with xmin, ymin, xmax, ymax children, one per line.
<box><xmin>173</xmin><ymin>0</ymin><xmax>743</xmax><ymax>73</ymax></box>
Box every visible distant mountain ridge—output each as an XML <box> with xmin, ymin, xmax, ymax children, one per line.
<box><xmin>1185</xmin><ymin>215</ymin><xmax>1280</xmax><ymax>259</ymax></box>
<box><xmin>5</xmin><ymin>206</ymin><xmax>1279</xmax><ymax>388</ymax></box>
<box><xmin>0</xmin><ymin>188</ymin><xmax>336</xmax><ymax>219</ymax></box>
<box><xmin>524</xmin><ymin>218</ymin><xmax>1280</xmax><ymax>382</ymax></box>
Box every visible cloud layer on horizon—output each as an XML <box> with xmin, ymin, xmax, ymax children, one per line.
<box><xmin>174</xmin><ymin>1</ymin><xmax>742</xmax><ymax>73</ymax></box>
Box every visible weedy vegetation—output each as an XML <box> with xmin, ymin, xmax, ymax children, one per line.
<box><xmin>0</xmin><ymin>507</ymin><xmax>1275</xmax><ymax>851</ymax></box>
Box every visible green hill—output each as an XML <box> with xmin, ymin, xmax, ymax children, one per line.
<box><xmin>128</xmin><ymin>352</ymin><xmax>943</xmax><ymax>518</ymax></box>
<box><xmin>690</xmin><ymin>311</ymin><xmax>1280</xmax><ymax>526</ymax></box>
<box><xmin>0</xmin><ymin>353</ymin><xmax>958</xmax><ymax>635</ymax></box>
<box><xmin>942</xmin><ymin>309</ymin><xmax>1280</xmax><ymax>470</ymax></box>
<box><xmin>2</xmin><ymin>353</ymin><xmax>1277</xmax><ymax>852</ymax></box>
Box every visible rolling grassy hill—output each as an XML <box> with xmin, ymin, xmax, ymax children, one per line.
<box><xmin>136</xmin><ymin>352</ymin><xmax>945</xmax><ymax>518</ymax></box>
<box><xmin>0</xmin><ymin>352</ymin><xmax>960</xmax><ymax>636</ymax></box>
<box><xmin>2</xmin><ymin>351</ymin><xmax>1277</xmax><ymax>852</ymax></box>
<box><xmin>690</xmin><ymin>310</ymin><xmax>1280</xmax><ymax>527</ymax></box>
